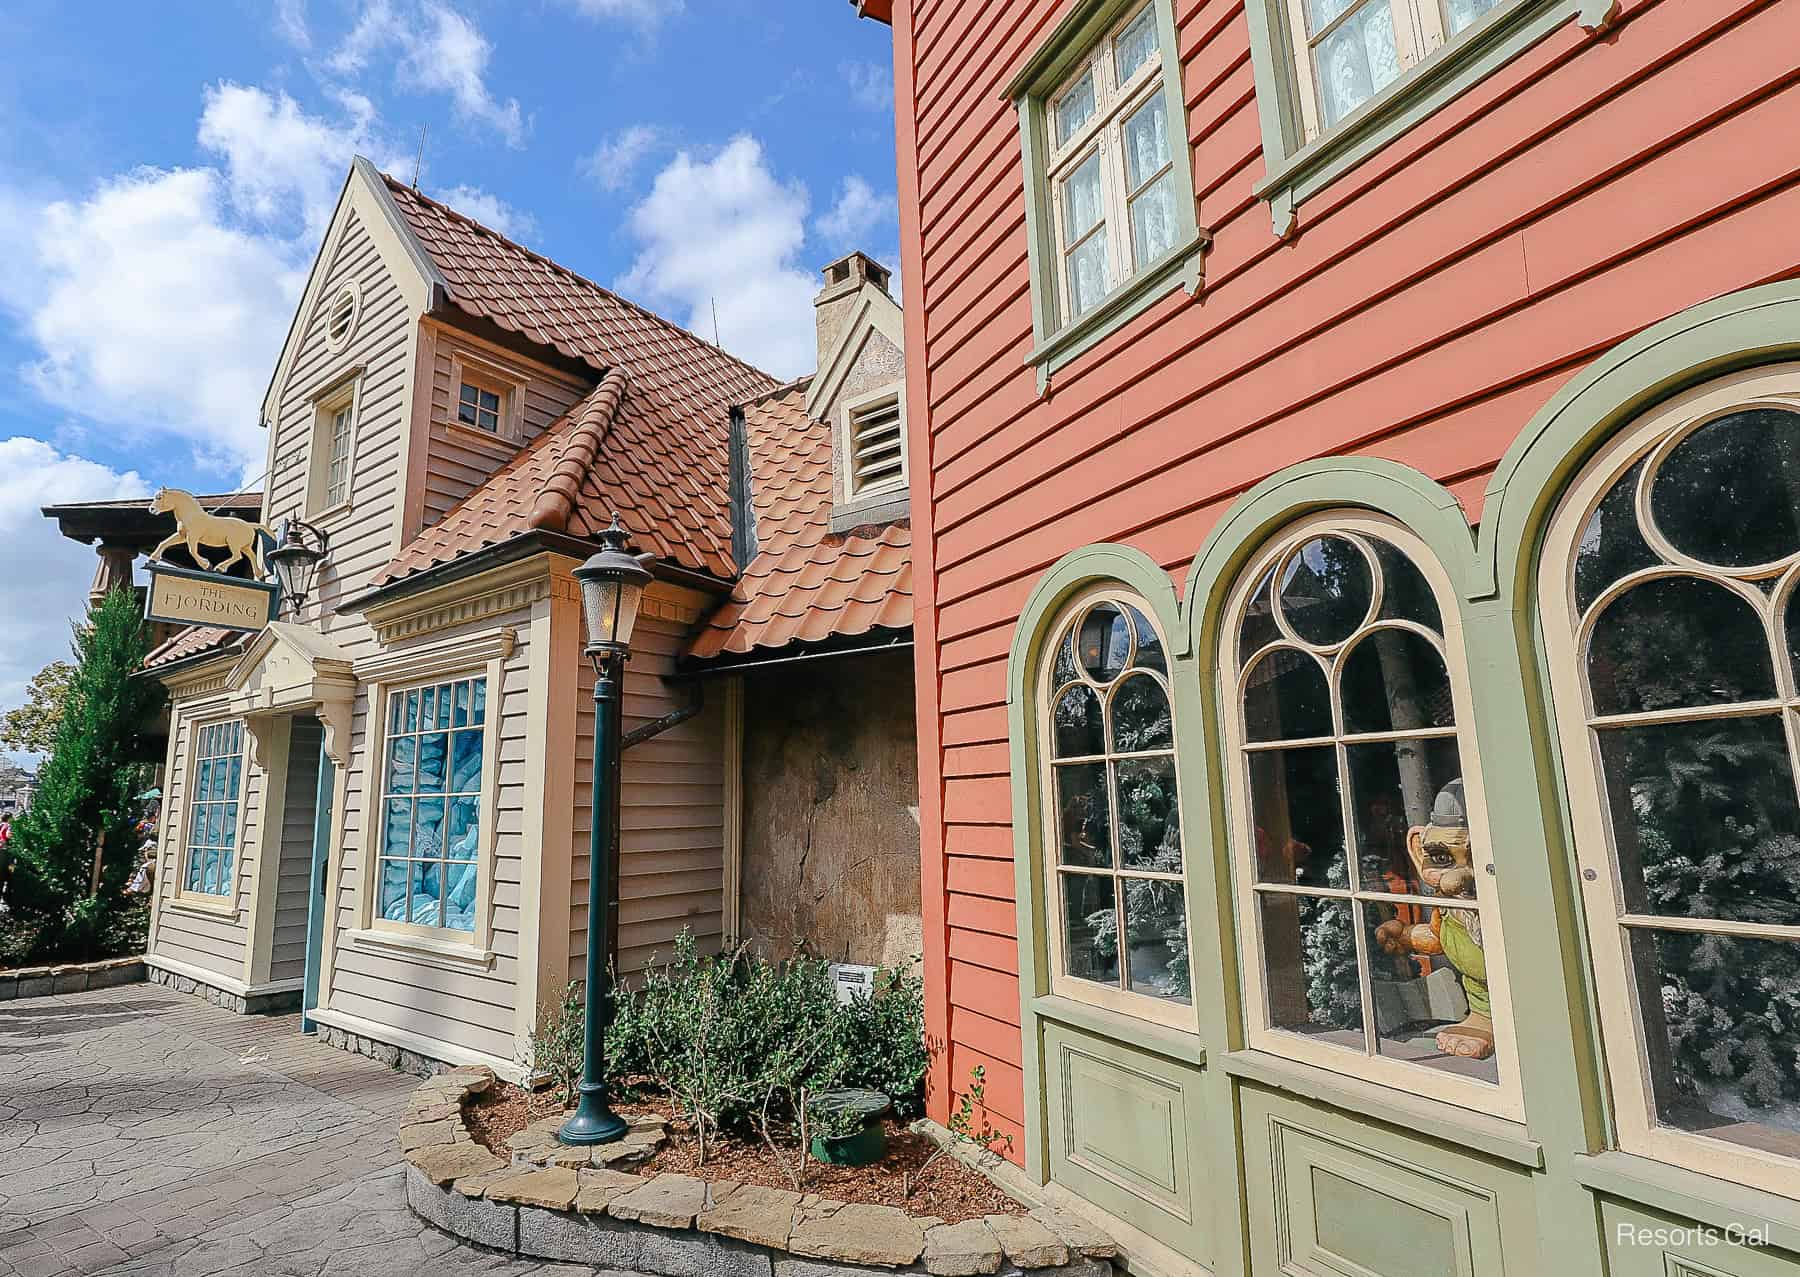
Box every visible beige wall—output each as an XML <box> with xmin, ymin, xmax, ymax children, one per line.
<box><xmin>269</xmin><ymin>716</ymin><xmax>323</xmax><ymax>985</ymax></box>
<box><xmin>568</xmin><ymin>581</ymin><xmax>728</xmax><ymax>979</ymax></box>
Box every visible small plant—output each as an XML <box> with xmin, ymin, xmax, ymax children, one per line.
<box><xmin>947</xmin><ymin>1065</ymin><xmax>1013</xmax><ymax>1158</ymax></box>
<box><xmin>529</xmin><ymin>981</ymin><xmax>586</xmax><ymax>1103</ymax></box>
<box><xmin>905</xmin><ymin>1064</ymin><xmax>1013</xmax><ymax>1198</ymax></box>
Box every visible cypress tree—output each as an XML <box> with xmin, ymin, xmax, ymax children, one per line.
<box><xmin>8</xmin><ymin>587</ymin><xmax>164</xmax><ymax>958</ymax></box>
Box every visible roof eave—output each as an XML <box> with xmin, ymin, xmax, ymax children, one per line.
<box><xmin>341</xmin><ymin>529</ymin><xmax>731</xmax><ymax>616</ymax></box>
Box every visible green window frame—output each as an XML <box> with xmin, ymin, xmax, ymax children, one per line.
<box><xmin>1246</xmin><ymin>0</ymin><xmax>1620</xmax><ymax>236</ymax></box>
<box><xmin>1006</xmin><ymin>0</ymin><xmax>1207</xmax><ymax>394</ymax></box>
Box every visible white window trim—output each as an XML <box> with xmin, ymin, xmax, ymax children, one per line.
<box><xmin>1045</xmin><ymin>0</ymin><xmax>1173</xmax><ymax>328</ymax></box>
<box><xmin>1540</xmin><ymin>363</ymin><xmax>1800</xmax><ymax>1198</ymax></box>
<box><xmin>1220</xmin><ymin>510</ymin><xmax>1524</xmax><ymax>1119</ymax></box>
<box><xmin>323</xmin><ymin>281</ymin><xmax>361</xmax><ymax>354</ymax></box>
<box><xmin>446</xmin><ymin>347</ymin><xmax>527</xmax><ymax>443</ymax></box>
<box><xmin>1281</xmin><ymin>0</ymin><xmax>1447</xmax><ymax>145</ymax></box>
<box><xmin>174</xmin><ymin>714</ymin><xmax>250</xmax><ymax>909</ymax></box>
<box><xmin>355</xmin><ymin>646</ymin><xmax>508</xmax><ymax>958</ymax></box>
<box><xmin>835</xmin><ymin>382</ymin><xmax>910</xmax><ymax>523</ymax></box>
<box><xmin>307</xmin><ymin>369</ymin><xmax>363</xmax><ymax>522</ymax></box>
<box><xmin>1036</xmin><ymin>583</ymin><xmax>1195</xmax><ymax>1032</ymax></box>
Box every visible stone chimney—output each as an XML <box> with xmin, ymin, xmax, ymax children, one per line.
<box><xmin>814</xmin><ymin>251</ymin><xmax>892</xmax><ymax>368</ymax></box>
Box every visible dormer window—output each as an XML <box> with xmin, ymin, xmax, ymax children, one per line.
<box><xmin>458</xmin><ymin>378</ymin><xmax>503</xmax><ymax>433</ymax></box>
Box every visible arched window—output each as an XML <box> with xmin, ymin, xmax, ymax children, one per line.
<box><xmin>1221</xmin><ymin>514</ymin><xmax>1520</xmax><ymax>1114</ymax></box>
<box><xmin>1039</xmin><ymin>588</ymin><xmax>1191</xmax><ymax>1028</ymax></box>
<box><xmin>1541</xmin><ymin>365</ymin><xmax>1800</xmax><ymax>1191</ymax></box>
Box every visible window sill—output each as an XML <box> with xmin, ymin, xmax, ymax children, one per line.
<box><xmin>830</xmin><ymin>487</ymin><xmax>910</xmax><ymax>535</ymax></box>
<box><xmin>345</xmin><ymin>927</ymin><xmax>494</xmax><ymax>973</ymax></box>
<box><xmin>1253</xmin><ymin>0</ymin><xmax>1605</xmax><ymax>236</ymax></box>
<box><xmin>1221</xmin><ymin>1047</ymin><xmax>1543</xmax><ymax>1169</ymax></box>
<box><xmin>305</xmin><ymin>499</ymin><xmax>354</xmax><ymax>526</ymax></box>
<box><xmin>1031</xmin><ymin>993</ymin><xmax>1207</xmax><ymax>1068</ymax></box>
<box><xmin>165</xmin><ymin>895</ymin><xmax>241</xmax><ymax>922</ymax></box>
<box><xmin>1025</xmin><ymin>232</ymin><xmax>1206</xmax><ymax>393</ymax></box>
<box><xmin>1572</xmin><ymin>1150</ymin><xmax>1800</xmax><ymax>1252</ymax></box>
<box><xmin>442</xmin><ymin>419</ymin><xmax>522</xmax><ymax>450</ymax></box>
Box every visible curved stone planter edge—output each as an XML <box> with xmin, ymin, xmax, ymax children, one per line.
<box><xmin>399</xmin><ymin>1073</ymin><xmax>1120</xmax><ymax>1277</ymax></box>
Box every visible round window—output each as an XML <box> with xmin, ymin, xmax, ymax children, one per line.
<box><xmin>324</xmin><ymin>284</ymin><xmax>360</xmax><ymax>351</ymax></box>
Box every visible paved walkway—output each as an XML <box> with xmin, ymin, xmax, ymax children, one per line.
<box><xmin>0</xmin><ymin>983</ymin><xmax>631</xmax><ymax>1276</ymax></box>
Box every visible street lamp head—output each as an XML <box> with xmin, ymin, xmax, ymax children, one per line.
<box><xmin>266</xmin><ymin>517</ymin><xmax>330</xmax><ymax>616</ymax></box>
<box><xmin>574</xmin><ymin>514</ymin><xmax>653</xmax><ymax>668</ymax></box>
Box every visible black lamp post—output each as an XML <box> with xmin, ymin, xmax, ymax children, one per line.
<box><xmin>559</xmin><ymin>515</ymin><xmax>652</xmax><ymax>1146</ymax></box>
<box><xmin>266</xmin><ymin>517</ymin><xmax>330</xmax><ymax>616</ymax></box>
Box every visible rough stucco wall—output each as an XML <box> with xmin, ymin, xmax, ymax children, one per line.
<box><xmin>739</xmin><ymin>649</ymin><xmax>921</xmax><ymax>969</ymax></box>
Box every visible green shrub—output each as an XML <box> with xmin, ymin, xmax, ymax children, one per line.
<box><xmin>527</xmin><ymin>932</ymin><xmax>929</xmax><ymax>1169</ymax></box>
<box><xmin>9</xmin><ymin>588</ymin><xmax>161</xmax><ymax>961</ymax></box>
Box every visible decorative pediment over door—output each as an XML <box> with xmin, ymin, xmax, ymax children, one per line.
<box><xmin>221</xmin><ymin>622</ymin><xmax>357</xmax><ymax>768</ymax></box>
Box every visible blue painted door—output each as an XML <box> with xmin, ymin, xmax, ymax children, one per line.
<box><xmin>301</xmin><ymin>736</ymin><xmax>334</xmax><ymax>1034</ymax></box>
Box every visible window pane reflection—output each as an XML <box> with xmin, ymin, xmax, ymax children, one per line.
<box><xmin>1261</xmin><ymin>893</ymin><xmax>1364</xmax><ymax>1045</ymax></box>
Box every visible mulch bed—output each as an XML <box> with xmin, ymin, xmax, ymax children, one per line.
<box><xmin>465</xmin><ymin>1081</ymin><xmax>1027</xmax><ymax>1225</ymax></box>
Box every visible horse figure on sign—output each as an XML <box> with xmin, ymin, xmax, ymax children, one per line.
<box><xmin>147</xmin><ymin>489</ymin><xmax>272</xmax><ymax>577</ymax></box>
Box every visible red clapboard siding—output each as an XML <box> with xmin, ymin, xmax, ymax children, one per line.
<box><xmin>896</xmin><ymin>0</ymin><xmax>1800</xmax><ymax>1162</ymax></box>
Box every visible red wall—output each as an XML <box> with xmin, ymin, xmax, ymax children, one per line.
<box><xmin>891</xmin><ymin>0</ymin><xmax>1800</xmax><ymax>1157</ymax></box>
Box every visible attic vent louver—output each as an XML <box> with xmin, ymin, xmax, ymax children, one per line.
<box><xmin>325</xmin><ymin>284</ymin><xmax>360</xmax><ymax>351</ymax></box>
<box><xmin>848</xmin><ymin>393</ymin><xmax>904</xmax><ymax>496</ymax></box>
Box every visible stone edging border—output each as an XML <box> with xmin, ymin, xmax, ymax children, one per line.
<box><xmin>401</xmin><ymin>1070</ymin><xmax>1120</xmax><ymax>1276</ymax></box>
<box><xmin>0</xmin><ymin>956</ymin><xmax>144</xmax><ymax>1000</ymax></box>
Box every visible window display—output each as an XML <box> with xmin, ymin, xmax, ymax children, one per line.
<box><xmin>377</xmin><ymin>676</ymin><xmax>486</xmax><ymax>934</ymax></box>
<box><xmin>1227</xmin><ymin>525</ymin><xmax>1508</xmax><ymax>1092</ymax></box>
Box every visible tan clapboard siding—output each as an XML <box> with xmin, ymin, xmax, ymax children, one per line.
<box><xmin>421</xmin><ymin>332</ymin><xmax>590</xmax><ymax>527</ymax></box>
<box><xmin>269</xmin><ymin>717</ymin><xmax>324</xmax><ymax>984</ymax></box>
<box><xmin>567</xmin><ymin>582</ymin><xmax>727</xmax><ymax>979</ymax></box>
<box><xmin>264</xmin><ymin>203</ymin><xmax>415</xmax><ymax>643</ymax></box>
<box><xmin>324</xmin><ymin>606</ymin><xmax>534</xmax><ymax>1064</ymax></box>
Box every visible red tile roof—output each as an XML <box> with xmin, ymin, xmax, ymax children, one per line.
<box><xmin>687</xmin><ymin>381</ymin><xmax>912</xmax><ymax>660</ymax></box>
<box><xmin>144</xmin><ymin>625</ymin><xmax>240</xmax><ymax>671</ymax></box>
<box><xmin>372</xmin><ymin>177</ymin><xmax>777</xmax><ymax>588</ymax></box>
<box><xmin>376</xmin><ymin>368</ymin><xmax>738</xmax><ymax>583</ymax></box>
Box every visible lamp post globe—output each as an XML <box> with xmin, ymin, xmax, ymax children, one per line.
<box><xmin>559</xmin><ymin>515</ymin><xmax>652</xmax><ymax>1146</ymax></box>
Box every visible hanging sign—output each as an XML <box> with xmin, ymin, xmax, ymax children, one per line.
<box><xmin>145</xmin><ymin>563</ymin><xmax>278</xmax><ymax>633</ymax></box>
<box><xmin>141</xmin><ymin>488</ymin><xmax>279</xmax><ymax>633</ymax></box>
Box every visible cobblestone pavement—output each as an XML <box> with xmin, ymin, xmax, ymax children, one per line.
<box><xmin>0</xmin><ymin>984</ymin><xmax>637</xmax><ymax>1276</ymax></box>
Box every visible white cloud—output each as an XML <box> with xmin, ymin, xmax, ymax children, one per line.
<box><xmin>815</xmin><ymin>175</ymin><xmax>895</xmax><ymax>247</ymax></box>
<box><xmin>329</xmin><ymin>1</ymin><xmax>527</xmax><ymax>147</ymax></box>
<box><xmin>0</xmin><ymin>84</ymin><xmax>386</xmax><ymax>479</ymax></box>
<box><xmin>0</xmin><ymin>439</ymin><xmax>148</xmax><ymax>747</ymax></box>
<box><xmin>198</xmin><ymin>82</ymin><xmax>379</xmax><ymax>238</ymax></box>
<box><xmin>580</xmin><ymin>124</ymin><xmax>664</xmax><ymax>192</ymax></box>
<box><xmin>618</xmin><ymin>135</ymin><xmax>817</xmax><ymax>379</ymax></box>
<box><xmin>559</xmin><ymin>0</ymin><xmax>681</xmax><ymax>28</ymax></box>
<box><xmin>433</xmin><ymin>185</ymin><xmax>536</xmax><ymax>240</ymax></box>
<box><xmin>22</xmin><ymin>168</ymin><xmax>303</xmax><ymax>475</ymax></box>
<box><xmin>275</xmin><ymin>0</ymin><xmax>310</xmax><ymax>48</ymax></box>
<box><xmin>840</xmin><ymin>59</ymin><xmax>893</xmax><ymax>112</ymax></box>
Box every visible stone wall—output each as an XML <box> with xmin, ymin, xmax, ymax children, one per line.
<box><xmin>146</xmin><ymin>963</ymin><xmax>299</xmax><ymax>1014</ymax></box>
<box><xmin>739</xmin><ymin>649</ymin><xmax>921</xmax><ymax>968</ymax></box>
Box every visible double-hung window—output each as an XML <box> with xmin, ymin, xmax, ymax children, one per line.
<box><xmin>1009</xmin><ymin>0</ymin><xmax>1203</xmax><ymax>387</ymax></box>
<box><xmin>376</xmin><ymin>677</ymin><xmax>487</xmax><ymax>935</ymax></box>
<box><xmin>1286</xmin><ymin>0</ymin><xmax>1501</xmax><ymax>137</ymax></box>
<box><xmin>1047</xmin><ymin>2</ymin><xmax>1179</xmax><ymax>322</ymax></box>
<box><xmin>184</xmin><ymin>720</ymin><xmax>244</xmax><ymax>898</ymax></box>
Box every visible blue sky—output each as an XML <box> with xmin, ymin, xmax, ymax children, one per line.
<box><xmin>0</xmin><ymin>0</ymin><xmax>898</xmax><ymax>758</ymax></box>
